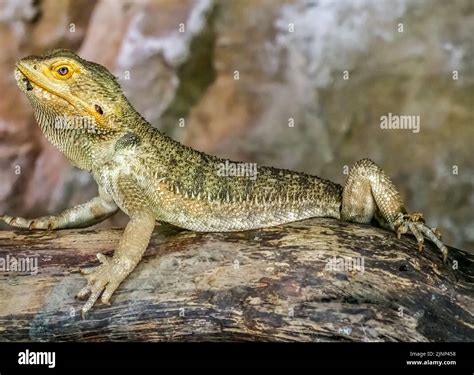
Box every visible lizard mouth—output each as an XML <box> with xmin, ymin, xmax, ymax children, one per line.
<box><xmin>15</xmin><ymin>67</ymin><xmax>35</xmax><ymax>92</ymax></box>
<box><xmin>15</xmin><ymin>65</ymin><xmax>72</xmax><ymax>103</ymax></box>
<box><xmin>22</xmin><ymin>77</ymin><xmax>34</xmax><ymax>91</ymax></box>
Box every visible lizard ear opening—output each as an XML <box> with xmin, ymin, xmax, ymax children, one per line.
<box><xmin>94</xmin><ymin>104</ymin><xmax>103</xmax><ymax>115</ymax></box>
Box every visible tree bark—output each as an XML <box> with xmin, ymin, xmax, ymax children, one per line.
<box><xmin>0</xmin><ymin>218</ymin><xmax>472</xmax><ymax>342</ymax></box>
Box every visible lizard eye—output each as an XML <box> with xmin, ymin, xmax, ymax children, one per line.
<box><xmin>52</xmin><ymin>64</ymin><xmax>73</xmax><ymax>79</ymax></box>
<box><xmin>57</xmin><ymin>66</ymin><xmax>69</xmax><ymax>75</ymax></box>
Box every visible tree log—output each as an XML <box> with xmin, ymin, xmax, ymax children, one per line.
<box><xmin>0</xmin><ymin>218</ymin><xmax>472</xmax><ymax>342</ymax></box>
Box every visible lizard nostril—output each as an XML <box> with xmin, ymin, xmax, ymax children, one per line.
<box><xmin>33</xmin><ymin>64</ymin><xmax>37</xmax><ymax>70</ymax></box>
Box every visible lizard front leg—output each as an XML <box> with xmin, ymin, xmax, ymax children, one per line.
<box><xmin>76</xmin><ymin>174</ymin><xmax>157</xmax><ymax>316</ymax></box>
<box><xmin>341</xmin><ymin>158</ymin><xmax>448</xmax><ymax>262</ymax></box>
<box><xmin>0</xmin><ymin>187</ymin><xmax>118</xmax><ymax>230</ymax></box>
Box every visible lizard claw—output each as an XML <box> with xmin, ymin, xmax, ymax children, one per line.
<box><xmin>394</xmin><ymin>213</ymin><xmax>448</xmax><ymax>263</ymax></box>
<box><xmin>418</xmin><ymin>241</ymin><xmax>425</xmax><ymax>253</ymax></box>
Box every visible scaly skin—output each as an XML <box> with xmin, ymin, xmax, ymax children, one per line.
<box><xmin>1</xmin><ymin>49</ymin><xmax>448</xmax><ymax>316</ymax></box>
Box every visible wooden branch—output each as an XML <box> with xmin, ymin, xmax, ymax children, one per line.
<box><xmin>0</xmin><ymin>218</ymin><xmax>472</xmax><ymax>342</ymax></box>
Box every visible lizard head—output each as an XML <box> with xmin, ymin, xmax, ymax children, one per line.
<box><xmin>15</xmin><ymin>49</ymin><xmax>128</xmax><ymax>136</ymax></box>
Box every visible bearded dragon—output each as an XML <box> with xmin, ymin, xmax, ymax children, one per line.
<box><xmin>1</xmin><ymin>49</ymin><xmax>448</xmax><ymax>317</ymax></box>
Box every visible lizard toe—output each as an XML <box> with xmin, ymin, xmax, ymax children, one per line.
<box><xmin>101</xmin><ymin>280</ymin><xmax>121</xmax><ymax>305</ymax></box>
<box><xmin>407</xmin><ymin>222</ymin><xmax>425</xmax><ymax>252</ymax></box>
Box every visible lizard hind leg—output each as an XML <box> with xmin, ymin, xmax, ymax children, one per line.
<box><xmin>341</xmin><ymin>158</ymin><xmax>448</xmax><ymax>262</ymax></box>
<box><xmin>341</xmin><ymin>158</ymin><xmax>405</xmax><ymax>226</ymax></box>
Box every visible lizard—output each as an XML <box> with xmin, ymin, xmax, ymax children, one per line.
<box><xmin>1</xmin><ymin>49</ymin><xmax>449</xmax><ymax>317</ymax></box>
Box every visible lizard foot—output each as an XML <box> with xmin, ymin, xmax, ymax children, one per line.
<box><xmin>393</xmin><ymin>212</ymin><xmax>448</xmax><ymax>263</ymax></box>
<box><xmin>77</xmin><ymin>253</ymin><xmax>129</xmax><ymax>317</ymax></box>
<box><xmin>0</xmin><ymin>214</ymin><xmax>54</xmax><ymax>230</ymax></box>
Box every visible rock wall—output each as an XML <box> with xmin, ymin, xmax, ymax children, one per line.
<box><xmin>0</xmin><ymin>0</ymin><xmax>472</xmax><ymax>250</ymax></box>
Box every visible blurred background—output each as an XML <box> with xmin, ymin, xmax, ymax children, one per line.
<box><xmin>0</xmin><ymin>0</ymin><xmax>472</xmax><ymax>250</ymax></box>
